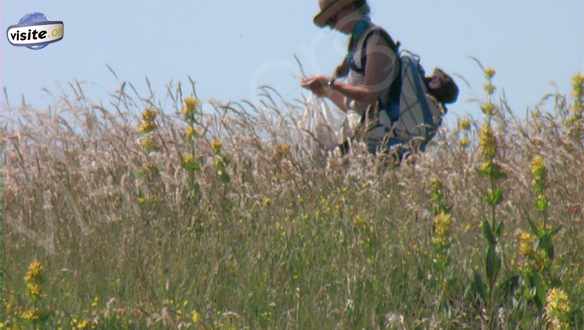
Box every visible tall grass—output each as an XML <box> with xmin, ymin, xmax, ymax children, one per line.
<box><xmin>1</xmin><ymin>71</ymin><xmax>584</xmax><ymax>329</ymax></box>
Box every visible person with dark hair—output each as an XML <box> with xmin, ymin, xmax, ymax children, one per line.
<box><xmin>301</xmin><ymin>0</ymin><xmax>401</xmax><ymax>155</ymax></box>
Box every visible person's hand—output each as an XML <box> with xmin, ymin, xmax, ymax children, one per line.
<box><xmin>301</xmin><ymin>75</ymin><xmax>330</xmax><ymax>97</ymax></box>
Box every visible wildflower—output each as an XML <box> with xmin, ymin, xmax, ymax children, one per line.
<box><xmin>261</xmin><ymin>197</ymin><xmax>272</xmax><ymax>208</ymax></box>
<box><xmin>545</xmin><ymin>288</ymin><xmax>571</xmax><ymax>329</ymax></box>
<box><xmin>21</xmin><ymin>308</ymin><xmax>40</xmax><ymax>322</ymax></box>
<box><xmin>484</xmin><ymin>67</ymin><xmax>496</xmax><ymax>80</ymax></box>
<box><xmin>460</xmin><ymin>137</ymin><xmax>470</xmax><ymax>148</ymax></box>
<box><xmin>25</xmin><ymin>260</ymin><xmax>43</xmax><ymax>282</ymax></box>
<box><xmin>185</xmin><ymin>126</ymin><xmax>200</xmax><ymax>140</ymax></box>
<box><xmin>142</xmin><ymin>107</ymin><xmax>158</xmax><ymax>122</ymax></box>
<box><xmin>479</xmin><ymin>124</ymin><xmax>496</xmax><ymax>159</ymax></box>
<box><xmin>139</xmin><ymin>136</ymin><xmax>158</xmax><ymax>153</ymax></box>
<box><xmin>182</xmin><ymin>97</ymin><xmax>200</xmax><ymax>119</ymax></box>
<box><xmin>273</xmin><ymin>143</ymin><xmax>290</xmax><ymax>161</ymax></box>
<box><xmin>479</xmin><ymin>160</ymin><xmax>506</xmax><ymax>180</ymax></box>
<box><xmin>75</xmin><ymin>319</ymin><xmax>90</xmax><ymax>329</ymax></box>
<box><xmin>480</xmin><ymin>102</ymin><xmax>496</xmax><ymax>116</ymax></box>
<box><xmin>517</xmin><ymin>230</ymin><xmax>535</xmax><ymax>258</ymax></box>
<box><xmin>531</xmin><ymin>155</ymin><xmax>546</xmax><ymax>181</ymax></box>
<box><xmin>353</xmin><ymin>214</ymin><xmax>368</xmax><ymax>228</ymax></box>
<box><xmin>459</xmin><ymin>118</ymin><xmax>471</xmax><ymax>131</ymax></box>
<box><xmin>181</xmin><ymin>153</ymin><xmax>201</xmax><ymax>173</ymax></box>
<box><xmin>211</xmin><ymin>138</ymin><xmax>223</xmax><ymax>154</ymax></box>
<box><xmin>137</xmin><ymin>120</ymin><xmax>157</xmax><ymax>134</ymax></box>
<box><xmin>432</xmin><ymin>212</ymin><xmax>453</xmax><ymax>246</ymax></box>
<box><xmin>26</xmin><ymin>282</ymin><xmax>41</xmax><ymax>298</ymax></box>
<box><xmin>191</xmin><ymin>310</ymin><xmax>201</xmax><ymax>324</ymax></box>
<box><xmin>572</xmin><ymin>73</ymin><xmax>584</xmax><ymax>98</ymax></box>
<box><xmin>484</xmin><ymin>83</ymin><xmax>496</xmax><ymax>96</ymax></box>
<box><xmin>91</xmin><ymin>296</ymin><xmax>99</xmax><ymax>309</ymax></box>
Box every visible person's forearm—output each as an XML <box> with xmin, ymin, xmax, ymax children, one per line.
<box><xmin>332</xmin><ymin>81</ymin><xmax>379</xmax><ymax>106</ymax></box>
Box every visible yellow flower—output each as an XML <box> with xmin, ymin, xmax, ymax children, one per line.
<box><xmin>137</xmin><ymin>120</ymin><xmax>157</xmax><ymax>134</ymax></box>
<box><xmin>181</xmin><ymin>153</ymin><xmax>200</xmax><ymax>172</ymax></box>
<box><xmin>484</xmin><ymin>67</ymin><xmax>496</xmax><ymax>80</ymax></box>
<box><xmin>25</xmin><ymin>260</ymin><xmax>43</xmax><ymax>282</ymax></box>
<box><xmin>185</xmin><ymin>126</ymin><xmax>201</xmax><ymax>140</ymax></box>
<box><xmin>545</xmin><ymin>288</ymin><xmax>571</xmax><ymax>329</ymax></box>
<box><xmin>460</xmin><ymin>137</ymin><xmax>470</xmax><ymax>148</ymax></box>
<box><xmin>142</xmin><ymin>108</ymin><xmax>158</xmax><ymax>122</ymax></box>
<box><xmin>572</xmin><ymin>73</ymin><xmax>584</xmax><ymax>97</ymax></box>
<box><xmin>531</xmin><ymin>155</ymin><xmax>546</xmax><ymax>179</ymax></box>
<box><xmin>480</xmin><ymin>102</ymin><xmax>496</xmax><ymax>116</ymax></box>
<box><xmin>479</xmin><ymin>124</ymin><xmax>497</xmax><ymax>159</ymax></box>
<box><xmin>431</xmin><ymin>177</ymin><xmax>443</xmax><ymax>192</ymax></box>
<box><xmin>517</xmin><ymin>230</ymin><xmax>535</xmax><ymax>258</ymax></box>
<box><xmin>261</xmin><ymin>197</ymin><xmax>272</xmax><ymax>208</ymax></box>
<box><xmin>433</xmin><ymin>212</ymin><xmax>453</xmax><ymax>239</ymax></box>
<box><xmin>274</xmin><ymin>143</ymin><xmax>290</xmax><ymax>161</ymax></box>
<box><xmin>91</xmin><ymin>296</ymin><xmax>99</xmax><ymax>309</ymax></box>
<box><xmin>191</xmin><ymin>310</ymin><xmax>201</xmax><ymax>324</ymax></box>
<box><xmin>21</xmin><ymin>308</ymin><xmax>40</xmax><ymax>321</ymax></box>
<box><xmin>27</xmin><ymin>282</ymin><xmax>41</xmax><ymax>298</ymax></box>
<box><xmin>182</xmin><ymin>97</ymin><xmax>200</xmax><ymax>119</ymax></box>
<box><xmin>484</xmin><ymin>83</ymin><xmax>496</xmax><ymax>96</ymax></box>
<box><xmin>459</xmin><ymin>118</ymin><xmax>471</xmax><ymax>131</ymax></box>
<box><xmin>353</xmin><ymin>214</ymin><xmax>368</xmax><ymax>228</ymax></box>
<box><xmin>76</xmin><ymin>319</ymin><xmax>90</xmax><ymax>329</ymax></box>
<box><xmin>211</xmin><ymin>138</ymin><xmax>223</xmax><ymax>154</ymax></box>
<box><xmin>139</xmin><ymin>136</ymin><xmax>158</xmax><ymax>152</ymax></box>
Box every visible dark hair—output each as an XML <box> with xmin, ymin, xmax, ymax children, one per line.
<box><xmin>425</xmin><ymin>68</ymin><xmax>459</xmax><ymax>104</ymax></box>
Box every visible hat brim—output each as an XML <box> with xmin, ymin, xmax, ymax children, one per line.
<box><xmin>313</xmin><ymin>0</ymin><xmax>358</xmax><ymax>28</ymax></box>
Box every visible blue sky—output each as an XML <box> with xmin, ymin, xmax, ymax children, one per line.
<box><xmin>2</xmin><ymin>1</ymin><xmax>584</xmax><ymax>120</ymax></box>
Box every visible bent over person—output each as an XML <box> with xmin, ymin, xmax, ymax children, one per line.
<box><xmin>301</xmin><ymin>0</ymin><xmax>401</xmax><ymax>155</ymax></box>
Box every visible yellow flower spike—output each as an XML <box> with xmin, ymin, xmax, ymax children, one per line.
<box><xmin>182</xmin><ymin>97</ymin><xmax>200</xmax><ymax>119</ymax></box>
<box><xmin>458</xmin><ymin>118</ymin><xmax>471</xmax><ymax>131</ymax></box>
<box><xmin>26</xmin><ymin>282</ymin><xmax>42</xmax><ymax>298</ymax></box>
<box><xmin>25</xmin><ymin>260</ymin><xmax>43</xmax><ymax>282</ymax></box>
<box><xmin>545</xmin><ymin>288</ymin><xmax>571</xmax><ymax>329</ymax></box>
<box><xmin>139</xmin><ymin>136</ymin><xmax>158</xmax><ymax>153</ymax></box>
<box><xmin>274</xmin><ymin>143</ymin><xmax>291</xmax><ymax>161</ymax></box>
<box><xmin>184</xmin><ymin>97</ymin><xmax>200</xmax><ymax>111</ymax></box>
<box><xmin>142</xmin><ymin>108</ymin><xmax>158</xmax><ymax>122</ymax></box>
<box><xmin>137</xmin><ymin>120</ymin><xmax>157</xmax><ymax>134</ymax></box>
<box><xmin>20</xmin><ymin>308</ymin><xmax>40</xmax><ymax>321</ymax></box>
<box><xmin>211</xmin><ymin>138</ymin><xmax>223</xmax><ymax>154</ymax></box>
<box><xmin>481</xmin><ymin>102</ymin><xmax>496</xmax><ymax>116</ymax></box>
<box><xmin>484</xmin><ymin>83</ymin><xmax>496</xmax><ymax>96</ymax></box>
<box><xmin>484</xmin><ymin>67</ymin><xmax>496</xmax><ymax>80</ymax></box>
<box><xmin>517</xmin><ymin>230</ymin><xmax>536</xmax><ymax>257</ymax></box>
<box><xmin>479</xmin><ymin>124</ymin><xmax>497</xmax><ymax>159</ymax></box>
<box><xmin>185</xmin><ymin>126</ymin><xmax>200</xmax><ymax>140</ymax></box>
<box><xmin>76</xmin><ymin>319</ymin><xmax>90</xmax><ymax>329</ymax></box>
<box><xmin>433</xmin><ymin>212</ymin><xmax>453</xmax><ymax>239</ymax></box>
<box><xmin>460</xmin><ymin>137</ymin><xmax>470</xmax><ymax>148</ymax></box>
<box><xmin>191</xmin><ymin>310</ymin><xmax>201</xmax><ymax>324</ymax></box>
<box><xmin>181</xmin><ymin>153</ymin><xmax>201</xmax><ymax>173</ymax></box>
<box><xmin>531</xmin><ymin>155</ymin><xmax>546</xmax><ymax>179</ymax></box>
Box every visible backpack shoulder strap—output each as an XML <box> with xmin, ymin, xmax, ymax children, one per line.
<box><xmin>350</xmin><ymin>27</ymin><xmax>400</xmax><ymax>74</ymax></box>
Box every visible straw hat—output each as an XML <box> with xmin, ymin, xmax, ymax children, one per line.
<box><xmin>313</xmin><ymin>0</ymin><xmax>361</xmax><ymax>28</ymax></box>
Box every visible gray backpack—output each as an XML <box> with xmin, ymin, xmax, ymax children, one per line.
<box><xmin>337</xmin><ymin>27</ymin><xmax>455</xmax><ymax>155</ymax></box>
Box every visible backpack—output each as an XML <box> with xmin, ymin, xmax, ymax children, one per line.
<box><xmin>337</xmin><ymin>26</ymin><xmax>457</xmax><ymax>154</ymax></box>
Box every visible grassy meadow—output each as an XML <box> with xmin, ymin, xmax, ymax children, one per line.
<box><xmin>1</xmin><ymin>70</ymin><xmax>584</xmax><ymax>329</ymax></box>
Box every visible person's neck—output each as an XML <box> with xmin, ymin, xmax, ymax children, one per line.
<box><xmin>339</xmin><ymin>14</ymin><xmax>369</xmax><ymax>34</ymax></box>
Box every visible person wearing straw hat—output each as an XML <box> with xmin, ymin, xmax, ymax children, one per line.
<box><xmin>301</xmin><ymin>0</ymin><xmax>401</xmax><ymax>155</ymax></box>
